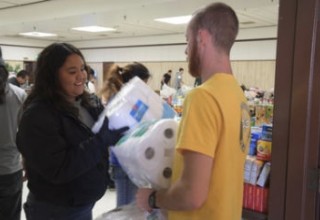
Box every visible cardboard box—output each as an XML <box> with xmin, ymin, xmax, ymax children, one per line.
<box><xmin>249</xmin><ymin>159</ymin><xmax>264</xmax><ymax>185</ymax></box>
<box><xmin>256</xmin><ymin>140</ymin><xmax>272</xmax><ymax>161</ymax></box>
<box><xmin>247</xmin><ymin>184</ymin><xmax>254</xmax><ymax>210</ymax></box>
<box><xmin>253</xmin><ymin>186</ymin><xmax>269</xmax><ymax>213</ymax></box>
<box><xmin>244</xmin><ymin>156</ymin><xmax>255</xmax><ymax>183</ymax></box>
<box><xmin>257</xmin><ymin>162</ymin><xmax>271</xmax><ymax>187</ymax></box>
<box><xmin>261</xmin><ymin>124</ymin><xmax>273</xmax><ymax>141</ymax></box>
<box><xmin>243</xmin><ymin>183</ymin><xmax>269</xmax><ymax>214</ymax></box>
<box><xmin>243</xmin><ymin>183</ymin><xmax>249</xmax><ymax>209</ymax></box>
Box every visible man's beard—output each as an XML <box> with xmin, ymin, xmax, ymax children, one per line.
<box><xmin>188</xmin><ymin>40</ymin><xmax>201</xmax><ymax>78</ymax></box>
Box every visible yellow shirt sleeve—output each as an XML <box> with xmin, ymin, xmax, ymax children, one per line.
<box><xmin>176</xmin><ymin>88</ymin><xmax>222</xmax><ymax>158</ymax></box>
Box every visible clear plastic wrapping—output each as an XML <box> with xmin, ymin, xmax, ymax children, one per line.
<box><xmin>113</xmin><ymin>119</ymin><xmax>178</xmax><ymax>189</ymax></box>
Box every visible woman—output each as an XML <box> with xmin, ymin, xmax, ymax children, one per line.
<box><xmin>17</xmin><ymin>42</ymin><xmax>128</xmax><ymax>220</ymax></box>
<box><xmin>100</xmin><ymin>62</ymin><xmax>151</xmax><ymax>207</ymax></box>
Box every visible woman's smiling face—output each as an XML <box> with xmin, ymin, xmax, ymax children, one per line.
<box><xmin>58</xmin><ymin>53</ymin><xmax>87</xmax><ymax>102</ymax></box>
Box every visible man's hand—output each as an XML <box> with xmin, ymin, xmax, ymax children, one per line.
<box><xmin>136</xmin><ymin>188</ymin><xmax>154</xmax><ymax>212</ymax></box>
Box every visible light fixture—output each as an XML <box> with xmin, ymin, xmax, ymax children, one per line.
<box><xmin>71</xmin><ymin>25</ymin><xmax>116</xmax><ymax>32</ymax></box>
<box><xmin>19</xmin><ymin>32</ymin><xmax>57</xmax><ymax>37</ymax></box>
<box><xmin>19</xmin><ymin>26</ymin><xmax>57</xmax><ymax>38</ymax></box>
<box><xmin>155</xmin><ymin>15</ymin><xmax>192</xmax><ymax>25</ymax></box>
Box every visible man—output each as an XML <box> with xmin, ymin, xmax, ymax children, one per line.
<box><xmin>161</xmin><ymin>69</ymin><xmax>172</xmax><ymax>89</ymax></box>
<box><xmin>136</xmin><ymin>3</ymin><xmax>251</xmax><ymax>220</ymax></box>
<box><xmin>0</xmin><ymin>47</ymin><xmax>27</xmax><ymax>220</ymax></box>
<box><xmin>173</xmin><ymin>67</ymin><xmax>184</xmax><ymax>90</ymax></box>
<box><xmin>8</xmin><ymin>70</ymin><xmax>29</xmax><ymax>87</ymax></box>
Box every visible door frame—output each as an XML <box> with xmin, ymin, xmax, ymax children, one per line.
<box><xmin>269</xmin><ymin>0</ymin><xmax>320</xmax><ymax>219</ymax></box>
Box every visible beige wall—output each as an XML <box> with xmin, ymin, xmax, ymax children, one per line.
<box><xmin>7</xmin><ymin>60</ymin><xmax>275</xmax><ymax>92</ymax></box>
<box><xmin>5</xmin><ymin>60</ymin><xmax>24</xmax><ymax>73</ymax></box>
<box><xmin>113</xmin><ymin>60</ymin><xmax>276</xmax><ymax>91</ymax></box>
<box><xmin>232</xmin><ymin>60</ymin><xmax>276</xmax><ymax>90</ymax></box>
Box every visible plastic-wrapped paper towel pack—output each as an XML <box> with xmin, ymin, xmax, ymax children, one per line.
<box><xmin>113</xmin><ymin>119</ymin><xmax>178</xmax><ymax>190</ymax></box>
<box><xmin>92</xmin><ymin>77</ymin><xmax>176</xmax><ymax>133</ymax></box>
<box><xmin>160</xmin><ymin>84</ymin><xmax>176</xmax><ymax>99</ymax></box>
<box><xmin>106</xmin><ymin>76</ymin><xmax>176</xmax><ymax>130</ymax></box>
<box><xmin>94</xmin><ymin>119</ymin><xmax>177</xmax><ymax>220</ymax></box>
<box><xmin>92</xmin><ymin>76</ymin><xmax>176</xmax><ymax>134</ymax></box>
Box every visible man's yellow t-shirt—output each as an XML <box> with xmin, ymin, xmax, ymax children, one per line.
<box><xmin>168</xmin><ymin>73</ymin><xmax>251</xmax><ymax>220</ymax></box>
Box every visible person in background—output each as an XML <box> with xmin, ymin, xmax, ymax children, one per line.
<box><xmin>0</xmin><ymin>47</ymin><xmax>27</xmax><ymax>220</ymax></box>
<box><xmin>86</xmin><ymin>65</ymin><xmax>96</xmax><ymax>94</ymax></box>
<box><xmin>173</xmin><ymin>67</ymin><xmax>184</xmax><ymax>90</ymax></box>
<box><xmin>160</xmin><ymin>69</ymin><xmax>172</xmax><ymax>89</ymax></box>
<box><xmin>99</xmin><ymin>62</ymin><xmax>151</xmax><ymax>207</ymax></box>
<box><xmin>16</xmin><ymin>42</ymin><xmax>128</xmax><ymax>220</ymax></box>
<box><xmin>99</xmin><ymin>64</ymin><xmax>123</xmax><ymax>104</ymax></box>
<box><xmin>8</xmin><ymin>69</ymin><xmax>29</xmax><ymax>87</ymax></box>
<box><xmin>136</xmin><ymin>3</ymin><xmax>251</xmax><ymax>220</ymax></box>
<box><xmin>240</xmin><ymin>84</ymin><xmax>247</xmax><ymax>92</ymax></box>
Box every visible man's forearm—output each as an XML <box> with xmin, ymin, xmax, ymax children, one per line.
<box><xmin>156</xmin><ymin>181</ymin><xmax>203</xmax><ymax>211</ymax></box>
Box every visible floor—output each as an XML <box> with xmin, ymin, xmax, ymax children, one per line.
<box><xmin>21</xmin><ymin>182</ymin><xmax>116</xmax><ymax>220</ymax></box>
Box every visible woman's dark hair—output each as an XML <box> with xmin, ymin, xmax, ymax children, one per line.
<box><xmin>23</xmin><ymin>42</ymin><xmax>91</xmax><ymax>116</ymax></box>
<box><xmin>0</xmin><ymin>65</ymin><xmax>9</xmax><ymax>104</ymax></box>
<box><xmin>121</xmin><ymin>62</ymin><xmax>151</xmax><ymax>83</ymax></box>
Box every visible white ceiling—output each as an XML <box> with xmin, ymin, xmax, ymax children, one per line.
<box><xmin>0</xmin><ymin>0</ymin><xmax>279</xmax><ymax>43</ymax></box>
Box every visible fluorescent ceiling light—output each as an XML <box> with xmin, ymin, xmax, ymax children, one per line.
<box><xmin>155</xmin><ymin>15</ymin><xmax>192</xmax><ymax>24</ymax></box>
<box><xmin>19</xmin><ymin>32</ymin><xmax>57</xmax><ymax>37</ymax></box>
<box><xmin>72</xmin><ymin>25</ymin><xmax>116</xmax><ymax>32</ymax></box>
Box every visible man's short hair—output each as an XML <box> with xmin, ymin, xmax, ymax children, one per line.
<box><xmin>190</xmin><ymin>2</ymin><xmax>239</xmax><ymax>53</ymax></box>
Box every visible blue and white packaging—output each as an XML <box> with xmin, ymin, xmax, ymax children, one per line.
<box><xmin>261</xmin><ymin>124</ymin><xmax>273</xmax><ymax>141</ymax></box>
<box><xmin>248</xmin><ymin>127</ymin><xmax>262</xmax><ymax>156</ymax></box>
<box><xmin>105</xmin><ymin>76</ymin><xmax>176</xmax><ymax>131</ymax></box>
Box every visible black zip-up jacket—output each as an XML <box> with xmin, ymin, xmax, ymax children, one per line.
<box><xmin>17</xmin><ymin>97</ymin><xmax>109</xmax><ymax>206</ymax></box>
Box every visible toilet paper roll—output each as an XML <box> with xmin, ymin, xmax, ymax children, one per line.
<box><xmin>113</xmin><ymin>119</ymin><xmax>178</xmax><ymax>189</ymax></box>
<box><xmin>136</xmin><ymin>123</ymin><xmax>176</xmax><ymax>189</ymax></box>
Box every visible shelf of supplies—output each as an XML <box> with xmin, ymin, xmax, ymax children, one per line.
<box><xmin>242</xmin><ymin>209</ymin><xmax>268</xmax><ymax>220</ymax></box>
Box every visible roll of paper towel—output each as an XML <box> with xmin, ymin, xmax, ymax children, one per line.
<box><xmin>113</xmin><ymin>119</ymin><xmax>178</xmax><ymax>189</ymax></box>
<box><xmin>105</xmin><ymin>76</ymin><xmax>176</xmax><ymax>131</ymax></box>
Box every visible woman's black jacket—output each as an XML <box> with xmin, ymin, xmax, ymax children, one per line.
<box><xmin>17</xmin><ymin>97</ymin><xmax>110</xmax><ymax>206</ymax></box>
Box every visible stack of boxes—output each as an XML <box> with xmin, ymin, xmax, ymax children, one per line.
<box><xmin>243</xmin><ymin>118</ymin><xmax>273</xmax><ymax>214</ymax></box>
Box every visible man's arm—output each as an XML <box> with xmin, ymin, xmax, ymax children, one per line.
<box><xmin>136</xmin><ymin>150</ymin><xmax>213</xmax><ymax>211</ymax></box>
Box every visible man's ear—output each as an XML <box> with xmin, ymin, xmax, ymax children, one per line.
<box><xmin>197</xmin><ymin>29</ymin><xmax>210</xmax><ymax>45</ymax></box>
